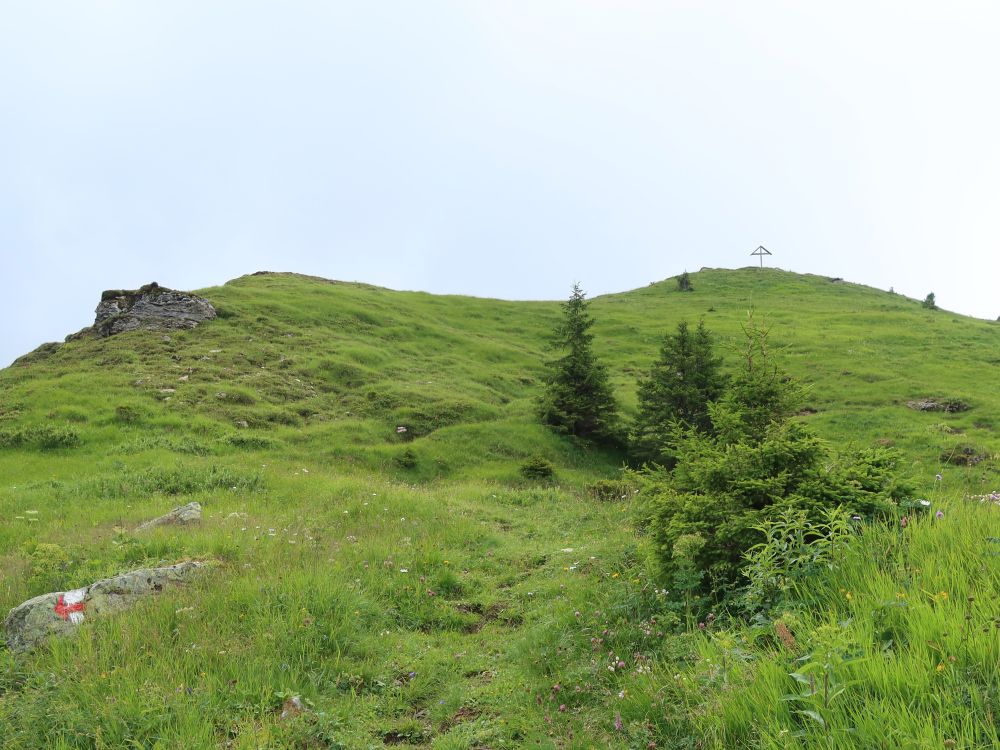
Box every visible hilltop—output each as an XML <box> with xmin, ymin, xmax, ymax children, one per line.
<box><xmin>1</xmin><ymin>268</ymin><xmax>997</xmax><ymax>748</ymax></box>
<box><xmin>5</xmin><ymin>268</ymin><xmax>1000</xmax><ymax>481</ymax></box>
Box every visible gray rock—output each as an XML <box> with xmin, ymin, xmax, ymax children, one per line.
<box><xmin>3</xmin><ymin>561</ymin><xmax>209</xmax><ymax>652</ymax></box>
<box><xmin>135</xmin><ymin>502</ymin><xmax>202</xmax><ymax>532</ymax></box>
<box><xmin>906</xmin><ymin>398</ymin><xmax>971</xmax><ymax>413</ymax></box>
<box><xmin>94</xmin><ymin>282</ymin><xmax>216</xmax><ymax>338</ymax></box>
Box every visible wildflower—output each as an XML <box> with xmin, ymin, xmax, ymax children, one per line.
<box><xmin>935</xmin><ymin>510</ymin><xmax>944</xmax><ymax>519</ymax></box>
<box><xmin>614</xmin><ymin>712</ymin><xmax>623</xmax><ymax>731</ymax></box>
<box><xmin>935</xmin><ymin>474</ymin><xmax>943</xmax><ymax>481</ymax></box>
<box><xmin>936</xmin><ymin>662</ymin><xmax>946</xmax><ymax>672</ymax></box>
<box><xmin>900</xmin><ymin>516</ymin><xmax>909</xmax><ymax>528</ymax></box>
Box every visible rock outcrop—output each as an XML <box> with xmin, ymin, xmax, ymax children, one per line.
<box><xmin>135</xmin><ymin>502</ymin><xmax>202</xmax><ymax>532</ymax></box>
<box><xmin>94</xmin><ymin>282</ymin><xmax>216</xmax><ymax>337</ymax></box>
<box><xmin>3</xmin><ymin>561</ymin><xmax>209</xmax><ymax>652</ymax></box>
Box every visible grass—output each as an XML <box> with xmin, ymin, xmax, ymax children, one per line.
<box><xmin>0</xmin><ymin>268</ymin><xmax>998</xmax><ymax>748</ymax></box>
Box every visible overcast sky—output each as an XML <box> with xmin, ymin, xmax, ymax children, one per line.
<box><xmin>2</xmin><ymin>2</ymin><xmax>999</xmax><ymax>366</ymax></box>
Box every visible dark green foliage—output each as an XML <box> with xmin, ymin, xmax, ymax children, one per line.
<box><xmin>114</xmin><ymin>404</ymin><xmax>143</xmax><ymax>423</ymax></box>
<box><xmin>0</xmin><ymin>424</ymin><xmax>82</xmax><ymax>450</ymax></box>
<box><xmin>630</xmin><ymin>321</ymin><xmax>726</xmax><ymax>465</ymax></box>
<box><xmin>224</xmin><ymin>433</ymin><xmax>276</xmax><ymax>450</ymax></box>
<box><xmin>677</xmin><ymin>271</ymin><xmax>693</xmax><ymax>292</ymax></box>
<box><xmin>922</xmin><ymin>292</ymin><xmax>937</xmax><ymax>309</ymax></box>
<box><xmin>519</xmin><ymin>455</ymin><xmax>555</xmax><ymax>479</ymax></box>
<box><xmin>538</xmin><ymin>284</ymin><xmax>621</xmax><ymax>445</ymax></box>
<box><xmin>647</xmin><ymin>317</ymin><xmax>909</xmax><ymax>600</ymax></box>
<box><xmin>710</xmin><ymin>315</ymin><xmax>803</xmax><ymax>444</ymax></box>
<box><xmin>394</xmin><ymin>447</ymin><xmax>418</xmax><ymax>469</ymax></box>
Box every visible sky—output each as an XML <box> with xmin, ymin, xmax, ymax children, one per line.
<box><xmin>2</xmin><ymin>1</ymin><xmax>999</xmax><ymax>366</ymax></box>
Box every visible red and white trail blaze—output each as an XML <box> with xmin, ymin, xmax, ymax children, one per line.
<box><xmin>54</xmin><ymin>588</ymin><xmax>87</xmax><ymax>624</ymax></box>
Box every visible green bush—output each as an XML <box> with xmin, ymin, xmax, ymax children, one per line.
<box><xmin>519</xmin><ymin>455</ymin><xmax>555</xmax><ymax>480</ymax></box>
<box><xmin>115</xmin><ymin>404</ymin><xmax>143</xmax><ymax>423</ymax></box>
<box><xmin>645</xmin><ymin>316</ymin><xmax>910</xmax><ymax>602</ymax></box>
<box><xmin>393</xmin><ymin>447</ymin><xmax>418</xmax><ymax>469</ymax></box>
<box><xmin>0</xmin><ymin>424</ymin><xmax>82</xmax><ymax>450</ymax></box>
<box><xmin>224</xmin><ymin>433</ymin><xmax>276</xmax><ymax>450</ymax></box>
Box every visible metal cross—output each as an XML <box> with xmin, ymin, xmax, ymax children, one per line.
<box><xmin>750</xmin><ymin>245</ymin><xmax>772</xmax><ymax>269</ymax></box>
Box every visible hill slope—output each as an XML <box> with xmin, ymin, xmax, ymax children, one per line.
<box><xmin>1</xmin><ymin>268</ymin><xmax>998</xmax><ymax>748</ymax></box>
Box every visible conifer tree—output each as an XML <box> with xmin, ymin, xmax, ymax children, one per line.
<box><xmin>630</xmin><ymin>320</ymin><xmax>726</xmax><ymax>465</ymax></box>
<box><xmin>539</xmin><ymin>284</ymin><xmax>621</xmax><ymax>444</ymax></box>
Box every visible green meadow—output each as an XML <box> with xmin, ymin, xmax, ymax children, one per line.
<box><xmin>1</xmin><ymin>268</ymin><xmax>997</xmax><ymax>748</ymax></box>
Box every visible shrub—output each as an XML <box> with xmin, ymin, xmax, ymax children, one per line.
<box><xmin>677</xmin><ymin>271</ymin><xmax>693</xmax><ymax>291</ymax></box>
<box><xmin>393</xmin><ymin>447</ymin><xmax>418</xmax><ymax>469</ymax></box>
<box><xmin>645</xmin><ymin>316</ymin><xmax>910</xmax><ymax>602</ymax></box>
<box><xmin>0</xmin><ymin>425</ymin><xmax>82</xmax><ymax>450</ymax></box>
<box><xmin>922</xmin><ymin>292</ymin><xmax>937</xmax><ymax>309</ymax></box>
<box><xmin>519</xmin><ymin>456</ymin><xmax>555</xmax><ymax>480</ymax></box>
<box><xmin>114</xmin><ymin>404</ymin><xmax>143</xmax><ymax>423</ymax></box>
<box><xmin>225</xmin><ymin>433</ymin><xmax>275</xmax><ymax>450</ymax></box>
<box><xmin>742</xmin><ymin>507</ymin><xmax>854</xmax><ymax>613</ymax></box>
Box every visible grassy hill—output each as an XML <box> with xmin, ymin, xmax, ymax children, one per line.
<box><xmin>1</xmin><ymin>268</ymin><xmax>997</xmax><ymax>748</ymax></box>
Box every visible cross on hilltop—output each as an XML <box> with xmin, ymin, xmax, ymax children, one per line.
<box><xmin>750</xmin><ymin>245</ymin><xmax>772</xmax><ymax>269</ymax></box>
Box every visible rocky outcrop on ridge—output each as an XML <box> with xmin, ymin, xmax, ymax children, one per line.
<box><xmin>94</xmin><ymin>282</ymin><xmax>216</xmax><ymax>337</ymax></box>
<box><xmin>3</xmin><ymin>561</ymin><xmax>209</xmax><ymax>652</ymax></box>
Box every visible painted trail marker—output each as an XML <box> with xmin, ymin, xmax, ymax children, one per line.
<box><xmin>751</xmin><ymin>245</ymin><xmax>772</xmax><ymax>269</ymax></box>
<box><xmin>54</xmin><ymin>588</ymin><xmax>87</xmax><ymax>624</ymax></box>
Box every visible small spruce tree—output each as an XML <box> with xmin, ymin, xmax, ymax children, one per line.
<box><xmin>630</xmin><ymin>320</ymin><xmax>726</xmax><ymax>465</ymax></box>
<box><xmin>647</xmin><ymin>313</ymin><xmax>908</xmax><ymax>602</ymax></box>
<box><xmin>677</xmin><ymin>271</ymin><xmax>693</xmax><ymax>292</ymax></box>
<box><xmin>538</xmin><ymin>284</ymin><xmax>621</xmax><ymax>444</ymax></box>
<box><xmin>922</xmin><ymin>292</ymin><xmax>937</xmax><ymax>309</ymax></box>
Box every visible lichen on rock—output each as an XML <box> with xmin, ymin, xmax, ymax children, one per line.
<box><xmin>3</xmin><ymin>561</ymin><xmax>209</xmax><ymax>652</ymax></box>
<box><xmin>135</xmin><ymin>502</ymin><xmax>202</xmax><ymax>532</ymax></box>
<box><xmin>94</xmin><ymin>282</ymin><xmax>216</xmax><ymax>337</ymax></box>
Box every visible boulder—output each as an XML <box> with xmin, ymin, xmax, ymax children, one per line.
<box><xmin>135</xmin><ymin>502</ymin><xmax>202</xmax><ymax>532</ymax></box>
<box><xmin>3</xmin><ymin>561</ymin><xmax>208</xmax><ymax>652</ymax></box>
<box><xmin>94</xmin><ymin>282</ymin><xmax>216</xmax><ymax>337</ymax></box>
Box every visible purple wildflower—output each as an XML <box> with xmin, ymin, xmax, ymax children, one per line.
<box><xmin>935</xmin><ymin>510</ymin><xmax>944</xmax><ymax>519</ymax></box>
<box><xmin>614</xmin><ymin>712</ymin><xmax>623</xmax><ymax>731</ymax></box>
